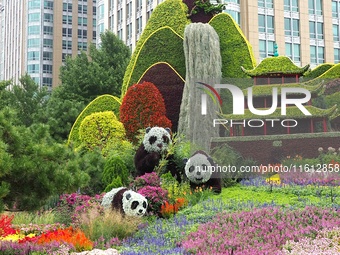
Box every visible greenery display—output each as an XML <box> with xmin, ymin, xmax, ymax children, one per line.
<box><xmin>209</xmin><ymin>13</ymin><xmax>256</xmax><ymax>80</ymax></box>
<box><xmin>318</xmin><ymin>63</ymin><xmax>340</xmax><ymax>79</ymax></box>
<box><xmin>79</xmin><ymin>111</ymin><xmax>126</xmax><ymax>151</ymax></box>
<box><xmin>68</xmin><ymin>95</ymin><xmax>121</xmax><ymax>148</ymax></box>
<box><xmin>303</xmin><ymin>63</ymin><xmax>334</xmax><ymax>80</ymax></box>
<box><xmin>241</xmin><ymin>56</ymin><xmax>310</xmax><ymax>77</ymax></box>
<box><xmin>120</xmin><ymin>81</ymin><xmax>172</xmax><ymax>142</ymax></box>
<box><xmin>122</xmin><ymin>0</ymin><xmax>190</xmax><ymax>96</ymax></box>
<box><xmin>188</xmin><ymin>0</ymin><xmax>227</xmax><ymax>16</ymax></box>
<box><xmin>122</xmin><ymin>27</ymin><xmax>185</xmax><ymax>96</ymax></box>
<box><xmin>178</xmin><ymin>23</ymin><xmax>221</xmax><ymax>151</ymax></box>
<box><xmin>243</xmin><ymin>81</ymin><xmax>324</xmax><ymax>97</ymax></box>
<box><xmin>138</xmin><ymin>62</ymin><xmax>185</xmax><ymax>132</ymax></box>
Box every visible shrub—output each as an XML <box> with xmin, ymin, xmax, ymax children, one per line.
<box><xmin>68</xmin><ymin>95</ymin><xmax>121</xmax><ymax>148</ymax></box>
<box><xmin>102</xmin><ymin>155</ymin><xmax>130</xmax><ymax>191</ymax></box>
<box><xmin>137</xmin><ymin>186</ymin><xmax>168</xmax><ymax>216</ymax></box>
<box><xmin>79</xmin><ymin>111</ymin><xmax>126</xmax><ymax>151</ymax></box>
<box><xmin>120</xmin><ymin>81</ymin><xmax>172</xmax><ymax>142</ymax></box>
<box><xmin>302</xmin><ymin>63</ymin><xmax>334</xmax><ymax>80</ymax></box>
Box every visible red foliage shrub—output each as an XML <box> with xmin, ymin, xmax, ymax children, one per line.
<box><xmin>120</xmin><ymin>81</ymin><xmax>172</xmax><ymax>142</ymax></box>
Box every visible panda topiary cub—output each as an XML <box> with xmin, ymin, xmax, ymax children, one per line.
<box><xmin>134</xmin><ymin>127</ymin><xmax>181</xmax><ymax>181</ymax></box>
<box><xmin>184</xmin><ymin>150</ymin><xmax>222</xmax><ymax>193</ymax></box>
<box><xmin>101</xmin><ymin>187</ymin><xmax>148</xmax><ymax>217</ymax></box>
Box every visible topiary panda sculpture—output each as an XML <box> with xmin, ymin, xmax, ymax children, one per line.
<box><xmin>134</xmin><ymin>127</ymin><xmax>181</xmax><ymax>181</ymax></box>
<box><xmin>184</xmin><ymin>150</ymin><xmax>222</xmax><ymax>193</ymax></box>
<box><xmin>101</xmin><ymin>187</ymin><xmax>148</xmax><ymax>217</ymax></box>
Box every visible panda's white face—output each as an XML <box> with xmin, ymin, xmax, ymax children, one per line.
<box><xmin>185</xmin><ymin>153</ymin><xmax>213</xmax><ymax>184</ymax></box>
<box><xmin>143</xmin><ymin>127</ymin><xmax>171</xmax><ymax>153</ymax></box>
<box><xmin>122</xmin><ymin>190</ymin><xmax>148</xmax><ymax>217</ymax></box>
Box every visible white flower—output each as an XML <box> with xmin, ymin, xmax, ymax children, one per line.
<box><xmin>101</xmin><ymin>187</ymin><xmax>126</xmax><ymax>209</ymax></box>
<box><xmin>318</xmin><ymin>147</ymin><xmax>323</xmax><ymax>152</ymax></box>
<box><xmin>122</xmin><ymin>190</ymin><xmax>148</xmax><ymax>217</ymax></box>
<box><xmin>328</xmin><ymin>147</ymin><xmax>336</xmax><ymax>153</ymax></box>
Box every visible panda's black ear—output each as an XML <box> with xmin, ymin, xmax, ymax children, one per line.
<box><xmin>183</xmin><ymin>158</ymin><xmax>188</xmax><ymax>164</ymax></box>
<box><xmin>165</xmin><ymin>127</ymin><xmax>171</xmax><ymax>134</ymax></box>
<box><xmin>126</xmin><ymin>192</ymin><xmax>131</xmax><ymax>200</ymax></box>
<box><xmin>207</xmin><ymin>157</ymin><xmax>214</xmax><ymax>166</ymax></box>
<box><xmin>145</xmin><ymin>127</ymin><xmax>151</xmax><ymax>133</ymax></box>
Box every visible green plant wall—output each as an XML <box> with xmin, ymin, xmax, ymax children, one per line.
<box><xmin>209</xmin><ymin>13</ymin><xmax>256</xmax><ymax>80</ymax></box>
<box><xmin>123</xmin><ymin>27</ymin><xmax>185</xmax><ymax>95</ymax></box>
<box><xmin>122</xmin><ymin>0</ymin><xmax>190</xmax><ymax>96</ymax></box>
<box><xmin>68</xmin><ymin>94</ymin><xmax>121</xmax><ymax>147</ymax></box>
<box><xmin>319</xmin><ymin>63</ymin><xmax>340</xmax><ymax>79</ymax></box>
<box><xmin>303</xmin><ymin>63</ymin><xmax>334</xmax><ymax>80</ymax></box>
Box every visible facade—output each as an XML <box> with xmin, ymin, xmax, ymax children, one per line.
<box><xmin>0</xmin><ymin>1</ymin><xmax>4</xmax><ymax>81</ymax></box>
<box><xmin>0</xmin><ymin>0</ymin><xmax>97</xmax><ymax>89</ymax></box>
<box><xmin>102</xmin><ymin>0</ymin><xmax>340</xmax><ymax>67</ymax></box>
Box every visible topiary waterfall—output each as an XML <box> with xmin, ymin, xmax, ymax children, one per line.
<box><xmin>178</xmin><ymin>22</ymin><xmax>222</xmax><ymax>152</ymax></box>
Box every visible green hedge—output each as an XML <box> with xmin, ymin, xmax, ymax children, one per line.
<box><xmin>68</xmin><ymin>94</ymin><xmax>121</xmax><ymax>147</ymax></box>
<box><xmin>243</xmin><ymin>82</ymin><xmax>324</xmax><ymax>97</ymax></box>
<box><xmin>219</xmin><ymin>105</ymin><xmax>337</xmax><ymax>120</ymax></box>
<box><xmin>303</xmin><ymin>63</ymin><xmax>334</xmax><ymax>80</ymax></box>
<box><xmin>242</xmin><ymin>56</ymin><xmax>310</xmax><ymax>76</ymax></box>
<box><xmin>122</xmin><ymin>0</ymin><xmax>190</xmax><ymax>96</ymax></box>
<box><xmin>123</xmin><ymin>27</ymin><xmax>185</xmax><ymax>95</ymax></box>
<box><xmin>211</xmin><ymin>131</ymin><xmax>340</xmax><ymax>143</ymax></box>
<box><xmin>209</xmin><ymin>13</ymin><xmax>256</xmax><ymax>80</ymax></box>
<box><xmin>319</xmin><ymin>63</ymin><xmax>340</xmax><ymax>79</ymax></box>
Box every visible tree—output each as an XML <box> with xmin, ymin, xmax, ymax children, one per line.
<box><xmin>6</xmin><ymin>74</ymin><xmax>49</xmax><ymax>127</ymax></box>
<box><xmin>0</xmin><ymin>107</ymin><xmax>90</xmax><ymax>211</ymax></box>
<box><xmin>58</xmin><ymin>30</ymin><xmax>130</xmax><ymax>104</ymax></box>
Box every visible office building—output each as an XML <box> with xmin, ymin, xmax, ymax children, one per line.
<box><xmin>0</xmin><ymin>0</ymin><xmax>97</xmax><ymax>89</ymax></box>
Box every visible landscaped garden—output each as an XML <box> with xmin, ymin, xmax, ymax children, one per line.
<box><xmin>1</xmin><ymin>0</ymin><xmax>340</xmax><ymax>254</ymax></box>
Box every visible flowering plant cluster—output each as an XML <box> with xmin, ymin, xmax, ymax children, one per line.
<box><xmin>160</xmin><ymin>197</ymin><xmax>187</xmax><ymax>218</ymax></box>
<box><xmin>130</xmin><ymin>172</ymin><xmax>161</xmax><ymax>190</ymax></box>
<box><xmin>0</xmin><ymin>215</ymin><xmax>16</xmax><ymax>237</ymax></box>
<box><xmin>56</xmin><ymin>193</ymin><xmax>103</xmax><ymax>226</ymax></box>
<box><xmin>182</xmin><ymin>206</ymin><xmax>340</xmax><ymax>254</ymax></box>
<box><xmin>119</xmin><ymin>81</ymin><xmax>172</xmax><ymax>142</ymax></box>
<box><xmin>137</xmin><ymin>185</ymin><xmax>168</xmax><ymax>215</ymax></box>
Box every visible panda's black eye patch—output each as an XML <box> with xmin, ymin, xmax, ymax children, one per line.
<box><xmin>149</xmin><ymin>136</ymin><xmax>157</xmax><ymax>145</ymax></box>
<box><xmin>131</xmin><ymin>201</ymin><xmax>139</xmax><ymax>210</ymax></box>
<box><xmin>162</xmin><ymin>135</ymin><xmax>169</xmax><ymax>144</ymax></box>
<box><xmin>143</xmin><ymin>201</ymin><xmax>147</xmax><ymax>208</ymax></box>
<box><xmin>189</xmin><ymin>166</ymin><xmax>195</xmax><ymax>173</ymax></box>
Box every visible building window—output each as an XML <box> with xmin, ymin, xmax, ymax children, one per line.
<box><xmin>28</xmin><ymin>25</ymin><xmax>40</xmax><ymax>35</ymax></box>
<box><xmin>62</xmin><ymin>28</ymin><xmax>72</xmax><ymax>37</ymax></box>
<box><xmin>62</xmin><ymin>40</ymin><xmax>72</xmax><ymax>50</ymax></box>
<box><xmin>43</xmin><ymin>39</ymin><xmax>53</xmax><ymax>48</ymax></box>
<box><xmin>126</xmin><ymin>23</ymin><xmax>132</xmax><ymax>40</ymax></box>
<box><xmin>44</xmin><ymin>0</ymin><xmax>53</xmax><ymax>10</ymax></box>
<box><xmin>63</xmin><ymin>3</ymin><xmax>72</xmax><ymax>12</ymax></box>
<box><xmin>93</xmin><ymin>31</ymin><xmax>97</xmax><ymax>40</ymax></box>
<box><xmin>258</xmin><ymin>0</ymin><xmax>273</xmax><ymax>9</ymax></box>
<box><xmin>43</xmin><ymin>64</ymin><xmax>53</xmax><ymax>74</ymax></box>
<box><xmin>335</xmin><ymin>48</ymin><xmax>340</xmax><ymax>63</ymax></box>
<box><xmin>27</xmin><ymin>51</ymin><xmax>40</xmax><ymax>61</ymax></box>
<box><xmin>309</xmin><ymin>0</ymin><xmax>322</xmax><ymax>15</ymax></box>
<box><xmin>28</xmin><ymin>13</ymin><xmax>40</xmax><ymax>22</ymax></box>
<box><xmin>63</xmin><ymin>15</ymin><xmax>72</xmax><ymax>25</ymax></box>
<box><xmin>117</xmin><ymin>9</ymin><xmax>123</xmax><ymax>24</ymax></box>
<box><xmin>309</xmin><ymin>21</ymin><xmax>324</xmax><ymax>40</ymax></box>
<box><xmin>310</xmin><ymin>45</ymin><xmax>324</xmax><ymax>64</ymax></box>
<box><xmin>27</xmin><ymin>64</ymin><xmax>40</xmax><ymax>73</ymax></box>
<box><xmin>226</xmin><ymin>10</ymin><xmax>240</xmax><ymax>25</ymax></box>
<box><xmin>117</xmin><ymin>29</ymin><xmax>123</xmax><ymax>40</ymax></box>
<box><xmin>28</xmin><ymin>38</ymin><xmax>40</xmax><ymax>48</ymax></box>
<box><xmin>98</xmin><ymin>4</ymin><xmax>104</xmax><ymax>19</ymax></box>
<box><xmin>28</xmin><ymin>0</ymin><xmax>40</xmax><ymax>10</ymax></box>
<box><xmin>43</xmin><ymin>26</ymin><xmax>53</xmax><ymax>35</ymax></box>
<box><xmin>43</xmin><ymin>51</ymin><xmax>53</xmax><ymax>60</ymax></box>
<box><xmin>136</xmin><ymin>0</ymin><xmax>142</xmax><ymax>11</ymax></box>
<box><xmin>284</xmin><ymin>18</ymin><xmax>299</xmax><ymax>37</ymax></box>
<box><xmin>62</xmin><ymin>53</ymin><xmax>72</xmax><ymax>61</ymax></box>
<box><xmin>258</xmin><ymin>14</ymin><xmax>274</xmax><ymax>34</ymax></box>
<box><xmin>285</xmin><ymin>43</ymin><xmax>300</xmax><ymax>62</ymax></box>
<box><xmin>333</xmin><ymin>1</ymin><xmax>339</xmax><ymax>18</ymax></box>
<box><xmin>78</xmin><ymin>4</ymin><xmax>88</xmax><ymax>14</ymax></box>
<box><xmin>42</xmin><ymin>77</ymin><xmax>52</xmax><ymax>87</ymax></box>
<box><xmin>78</xmin><ymin>29</ymin><xmax>88</xmax><ymax>39</ymax></box>
<box><xmin>78</xmin><ymin>42</ymin><xmax>87</xmax><ymax>51</ymax></box>
<box><xmin>78</xmin><ymin>17</ymin><xmax>88</xmax><ymax>26</ymax></box>
<box><xmin>284</xmin><ymin>0</ymin><xmax>298</xmax><ymax>12</ymax></box>
<box><xmin>136</xmin><ymin>17</ymin><xmax>142</xmax><ymax>34</ymax></box>
<box><xmin>44</xmin><ymin>13</ymin><xmax>53</xmax><ymax>22</ymax></box>
<box><xmin>126</xmin><ymin>1</ymin><xmax>132</xmax><ymax>19</ymax></box>
<box><xmin>334</xmin><ymin>24</ymin><xmax>340</xmax><ymax>42</ymax></box>
<box><xmin>259</xmin><ymin>40</ymin><xmax>275</xmax><ymax>59</ymax></box>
